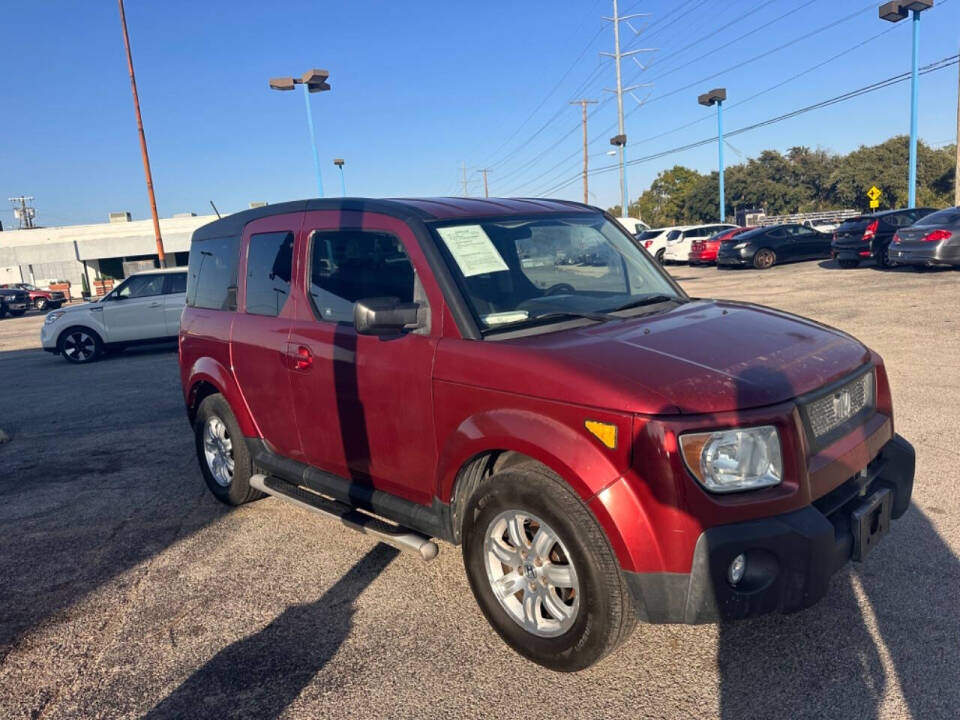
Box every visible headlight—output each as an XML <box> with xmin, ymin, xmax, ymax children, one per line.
<box><xmin>680</xmin><ymin>426</ymin><xmax>782</xmax><ymax>493</ymax></box>
<box><xmin>733</xmin><ymin>242</ymin><xmax>749</xmax><ymax>249</ymax></box>
<box><xmin>45</xmin><ymin>311</ymin><xmax>66</xmax><ymax>324</ymax></box>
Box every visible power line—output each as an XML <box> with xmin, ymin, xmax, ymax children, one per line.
<box><xmin>533</xmin><ymin>55</ymin><xmax>960</xmax><ymax>197</ymax></box>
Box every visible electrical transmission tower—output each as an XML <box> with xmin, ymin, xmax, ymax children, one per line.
<box><xmin>602</xmin><ymin>0</ymin><xmax>653</xmax><ymax>215</ymax></box>
<box><xmin>9</xmin><ymin>196</ymin><xmax>36</xmax><ymax>229</ymax></box>
<box><xmin>570</xmin><ymin>100</ymin><xmax>598</xmax><ymax>204</ymax></box>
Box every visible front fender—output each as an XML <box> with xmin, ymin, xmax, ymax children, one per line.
<box><xmin>185</xmin><ymin>356</ymin><xmax>259</xmax><ymax>437</ymax></box>
<box><xmin>436</xmin><ymin>408</ymin><xmax>662</xmax><ymax>572</ymax></box>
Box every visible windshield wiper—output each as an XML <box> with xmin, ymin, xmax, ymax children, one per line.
<box><xmin>611</xmin><ymin>294</ymin><xmax>685</xmax><ymax>312</ymax></box>
<box><xmin>483</xmin><ymin>310</ymin><xmax>619</xmax><ymax>334</ymax></box>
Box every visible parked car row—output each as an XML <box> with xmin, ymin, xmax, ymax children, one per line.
<box><xmin>635</xmin><ymin>206</ymin><xmax>960</xmax><ymax>271</ymax></box>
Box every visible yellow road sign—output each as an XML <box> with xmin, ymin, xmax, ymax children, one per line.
<box><xmin>869</xmin><ymin>199</ymin><xmax>880</xmax><ymax>209</ymax></box>
<box><xmin>867</xmin><ymin>185</ymin><xmax>882</xmax><ymax>201</ymax></box>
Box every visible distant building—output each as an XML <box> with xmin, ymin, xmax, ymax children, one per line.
<box><xmin>0</xmin><ymin>212</ymin><xmax>216</xmax><ymax>298</ymax></box>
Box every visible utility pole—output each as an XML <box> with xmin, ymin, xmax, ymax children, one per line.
<box><xmin>9</xmin><ymin>196</ymin><xmax>36</xmax><ymax>229</ymax></box>
<box><xmin>602</xmin><ymin>1</ymin><xmax>652</xmax><ymax>216</ymax></box>
<box><xmin>117</xmin><ymin>0</ymin><xmax>166</xmax><ymax>267</ymax></box>
<box><xmin>478</xmin><ymin>168</ymin><xmax>490</xmax><ymax>198</ymax></box>
<box><xmin>570</xmin><ymin>100</ymin><xmax>598</xmax><ymax>204</ymax></box>
<box><xmin>955</xmin><ymin>45</ymin><xmax>959</xmax><ymax>206</ymax></box>
<box><xmin>461</xmin><ymin>161</ymin><xmax>469</xmax><ymax>196</ymax></box>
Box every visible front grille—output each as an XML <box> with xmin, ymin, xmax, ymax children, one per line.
<box><xmin>804</xmin><ymin>371</ymin><xmax>874</xmax><ymax>440</ymax></box>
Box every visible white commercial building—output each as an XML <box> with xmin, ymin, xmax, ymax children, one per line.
<box><xmin>0</xmin><ymin>212</ymin><xmax>216</xmax><ymax>298</ymax></box>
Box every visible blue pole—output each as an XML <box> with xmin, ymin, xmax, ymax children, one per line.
<box><xmin>717</xmin><ymin>100</ymin><xmax>725</xmax><ymax>222</ymax></box>
<box><xmin>907</xmin><ymin>9</ymin><xmax>919</xmax><ymax>208</ymax></box>
<box><xmin>338</xmin><ymin>165</ymin><xmax>346</xmax><ymax>197</ymax></box>
<box><xmin>301</xmin><ymin>83</ymin><xmax>324</xmax><ymax>198</ymax></box>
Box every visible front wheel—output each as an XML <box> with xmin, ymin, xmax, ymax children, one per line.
<box><xmin>58</xmin><ymin>327</ymin><xmax>102</xmax><ymax>363</ymax></box>
<box><xmin>194</xmin><ymin>394</ymin><xmax>263</xmax><ymax>506</ymax></box>
<box><xmin>35</xmin><ymin>298</ymin><xmax>48</xmax><ymax>311</ymax></box>
<box><xmin>654</xmin><ymin>248</ymin><xmax>665</xmax><ymax>265</ymax></box>
<box><xmin>462</xmin><ymin>463</ymin><xmax>636</xmax><ymax>671</ymax></box>
<box><xmin>875</xmin><ymin>245</ymin><xmax>891</xmax><ymax>268</ymax></box>
<box><xmin>753</xmin><ymin>248</ymin><xmax>776</xmax><ymax>270</ymax></box>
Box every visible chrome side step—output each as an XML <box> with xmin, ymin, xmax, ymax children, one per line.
<box><xmin>249</xmin><ymin>474</ymin><xmax>439</xmax><ymax>561</ymax></box>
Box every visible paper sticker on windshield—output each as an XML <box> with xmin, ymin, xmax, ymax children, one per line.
<box><xmin>437</xmin><ymin>225</ymin><xmax>509</xmax><ymax>277</ymax></box>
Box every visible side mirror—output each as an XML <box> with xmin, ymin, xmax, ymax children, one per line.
<box><xmin>353</xmin><ymin>297</ymin><xmax>422</xmax><ymax>336</ymax></box>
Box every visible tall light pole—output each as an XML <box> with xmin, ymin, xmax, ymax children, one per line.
<box><xmin>333</xmin><ymin>158</ymin><xmax>346</xmax><ymax>196</ymax></box>
<box><xmin>879</xmin><ymin>1</ymin><xmax>933</xmax><ymax>207</ymax></box>
<box><xmin>698</xmin><ymin>88</ymin><xmax>727</xmax><ymax>222</ymax></box>
<box><xmin>270</xmin><ymin>70</ymin><xmax>331</xmax><ymax>198</ymax></box>
<box><xmin>118</xmin><ymin>0</ymin><xmax>166</xmax><ymax>267</ymax></box>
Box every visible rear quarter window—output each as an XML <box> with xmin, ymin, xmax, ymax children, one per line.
<box><xmin>186</xmin><ymin>235</ymin><xmax>241</xmax><ymax>310</ymax></box>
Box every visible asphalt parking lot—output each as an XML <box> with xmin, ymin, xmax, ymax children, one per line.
<box><xmin>1</xmin><ymin>259</ymin><xmax>958</xmax><ymax>720</ymax></box>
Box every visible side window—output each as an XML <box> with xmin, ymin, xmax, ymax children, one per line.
<box><xmin>116</xmin><ymin>274</ymin><xmax>165</xmax><ymax>299</ymax></box>
<box><xmin>164</xmin><ymin>272</ymin><xmax>187</xmax><ymax>295</ymax></box>
<box><xmin>187</xmin><ymin>235</ymin><xmax>240</xmax><ymax>310</ymax></box>
<box><xmin>244</xmin><ymin>231</ymin><xmax>294</xmax><ymax>317</ymax></box>
<box><xmin>308</xmin><ymin>230</ymin><xmax>415</xmax><ymax>324</ymax></box>
<box><xmin>767</xmin><ymin>228</ymin><xmax>787</xmax><ymax>239</ymax></box>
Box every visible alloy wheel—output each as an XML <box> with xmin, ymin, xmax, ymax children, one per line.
<box><xmin>62</xmin><ymin>331</ymin><xmax>97</xmax><ymax>363</ymax></box>
<box><xmin>483</xmin><ymin>510</ymin><xmax>580</xmax><ymax>637</ymax></box>
<box><xmin>203</xmin><ymin>416</ymin><xmax>234</xmax><ymax>487</ymax></box>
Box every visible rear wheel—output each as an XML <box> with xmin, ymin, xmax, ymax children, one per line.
<box><xmin>194</xmin><ymin>394</ymin><xmax>263</xmax><ymax>506</ymax></box>
<box><xmin>837</xmin><ymin>258</ymin><xmax>859</xmax><ymax>269</ymax></box>
<box><xmin>875</xmin><ymin>245</ymin><xmax>891</xmax><ymax>268</ymax></box>
<box><xmin>35</xmin><ymin>298</ymin><xmax>48</xmax><ymax>311</ymax></box>
<box><xmin>654</xmin><ymin>248</ymin><xmax>665</xmax><ymax>265</ymax></box>
<box><xmin>461</xmin><ymin>463</ymin><xmax>636</xmax><ymax>671</ymax></box>
<box><xmin>58</xmin><ymin>327</ymin><xmax>102</xmax><ymax>364</ymax></box>
<box><xmin>753</xmin><ymin>248</ymin><xmax>776</xmax><ymax>270</ymax></box>
<box><xmin>9</xmin><ymin>309</ymin><xmax>25</xmax><ymax>317</ymax></box>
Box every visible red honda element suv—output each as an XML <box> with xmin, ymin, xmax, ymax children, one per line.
<box><xmin>179</xmin><ymin>198</ymin><xmax>914</xmax><ymax>671</ymax></box>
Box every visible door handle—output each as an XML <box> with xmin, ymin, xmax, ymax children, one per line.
<box><xmin>285</xmin><ymin>343</ymin><xmax>313</xmax><ymax>371</ymax></box>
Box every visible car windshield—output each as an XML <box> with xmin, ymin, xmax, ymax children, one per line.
<box><xmin>431</xmin><ymin>214</ymin><xmax>683</xmax><ymax>333</ymax></box>
<box><xmin>915</xmin><ymin>208</ymin><xmax>960</xmax><ymax>226</ymax></box>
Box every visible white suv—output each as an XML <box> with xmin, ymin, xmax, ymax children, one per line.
<box><xmin>41</xmin><ymin>268</ymin><xmax>187</xmax><ymax>364</ymax></box>
<box><xmin>635</xmin><ymin>226</ymin><xmax>686</xmax><ymax>264</ymax></box>
<box><xmin>662</xmin><ymin>223</ymin><xmax>737</xmax><ymax>263</ymax></box>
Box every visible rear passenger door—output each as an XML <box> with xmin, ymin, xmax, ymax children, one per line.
<box><xmin>230</xmin><ymin>214</ymin><xmax>302</xmax><ymax>460</ymax></box>
<box><xmin>286</xmin><ymin>211</ymin><xmax>440</xmax><ymax>505</ymax></box>
<box><xmin>162</xmin><ymin>271</ymin><xmax>187</xmax><ymax>336</ymax></box>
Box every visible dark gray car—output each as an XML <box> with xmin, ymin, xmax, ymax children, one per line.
<box><xmin>888</xmin><ymin>207</ymin><xmax>960</xmax><ymax>268</ymax></box>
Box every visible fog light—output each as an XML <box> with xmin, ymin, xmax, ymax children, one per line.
<box><xmin>728</xmin><ymin>554</ymin><xmax>746</xmax><ymax>586</ymax></box>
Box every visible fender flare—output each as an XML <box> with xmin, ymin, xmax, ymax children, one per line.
<box><xmin>185</xmin><ymin>356</ymin><xmax>259</xmax><ymax>437</ymax></box>
<box><xmin>436</xmin><ymin>409</ymin><xmax>663</xmax><ymax>573</ymax></box>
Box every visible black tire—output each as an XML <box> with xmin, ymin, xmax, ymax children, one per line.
<box><xmin>194</xmin><ymin>394</ymin><xmax>263</xmax><ymax>506</ymax></box>
<box><xmin>654</xmin><ymin>248</ymin><xmax>665</xmax><ymax>265</ymax></box>
<box><xmin>753</xmin><ymin>248</ymin><xmax>776</xmax><ymax>270</ymax></box>
<box><xmin>35</xmin><ymin>298</ymin><xmax>48</xmax><ymax>311</ymax></box>
<box><xmin>837</xmin><ymin>258</ymin><xmax>859</xmax><ymax>269</ymax></box>
<box><xmin>875</xmin><ymin>245</ymin><xmax>891</xmax><ymax>269</ymax></box>
<box><xmin>57</xmin><ymin>326</ymin><xmax>103</xmax><ymax>364</ymax></box>
<box><xmin>9</xmin><ymin>309</ymin><xmax>26</xmax><ymax>317</ymax></box>
<box><xmin>461</xmin><ymin>463</ymin><xmax>636</xmax><ymax>672</ymax></box>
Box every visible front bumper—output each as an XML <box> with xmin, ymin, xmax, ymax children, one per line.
<box><xmin>717</xmin><ymin>252</ymin><xmax>750</xmax><ymax>266</ymax></box>
<box><xmin>625</xmin><ymin>434</ymin><xmax>914</xmax><ymax>624</ymax></box>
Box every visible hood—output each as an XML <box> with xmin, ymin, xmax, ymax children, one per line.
<box><xmin>435</xmin><ymin>300</ymin><xmax>871</xmax><ymax>415</ymax></box>
<box><xmin>53</xmin><ymin>300</ymin><xmax>99</xmax><ymax>315</ymax></box>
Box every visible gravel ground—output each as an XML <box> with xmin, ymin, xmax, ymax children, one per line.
<box><xmin>1</xmin><ymin>259</ymin><xmax>958</xmax><ymax>720</ymax></box>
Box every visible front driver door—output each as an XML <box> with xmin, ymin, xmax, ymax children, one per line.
<box><xmin>286</xmin><ymin>211</ymin><xmax>440</xmax><ymax>505</ymax></box>
<box><xmin>100</xmin><ymin>273</ymin><xmax>167</xmax><ymax>342</ymax></box>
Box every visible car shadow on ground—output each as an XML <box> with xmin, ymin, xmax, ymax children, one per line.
<box><xmin>715</xmin><ymin>365</ymin><xmax>960</xmax><ymax>719</ymax></box>
<box><xmin>815</xmin><ymin>258</ymin><xmax>954</xmax><ymax>273</ymax></box>
<box><xmin>142</xmin><ymin>544</ymin><xmax>399</xmax><ymax>720</ymax></box>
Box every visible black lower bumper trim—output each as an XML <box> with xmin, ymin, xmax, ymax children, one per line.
<box><xmin>625</xmin><ymin>434</ymin><xmax>915</xmax><ymax>624</ymax></box>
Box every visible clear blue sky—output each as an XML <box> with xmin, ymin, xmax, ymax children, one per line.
<box><xmin>1</xmin><ymin>0</ymin><xmax>957</xmax><ymax>227</ymax></box>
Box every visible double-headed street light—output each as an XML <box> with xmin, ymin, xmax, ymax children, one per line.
<box><xmin>698</xmin><ymin>88</ymin><xmax>727</xmax><ymax>222</ymax></box>
<box><xmin>333</xmin><ymin>158</ymin><xmax>346</xmax><ymax>197</ymax></box>
<box><xmin>879</xmin><ymin>1</ymin><xmax>933</xmax><ymax>208</ymax></box>
<box><xmin>270</xmin><ymin>69</ymin><xmax>332</xmax><ymax>197</ymax></box>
